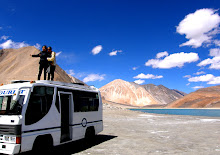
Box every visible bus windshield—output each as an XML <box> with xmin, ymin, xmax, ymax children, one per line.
<box><xmin>0</xmin><ymin>95</ymin><xmax>25</xmax><ymax>115</ymax></box>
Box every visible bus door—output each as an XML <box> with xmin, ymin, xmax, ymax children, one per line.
<box><xmin>58</xmin><ymin>91</ymin><xmax>73</xmax><ymax>143</ymax></box>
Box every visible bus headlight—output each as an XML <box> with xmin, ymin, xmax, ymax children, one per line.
<box><xmin>4</xmin><ymin>136</ymin><xmax>9</xmax><ymax>141</ymax></box>
<box><xmin>4</xmin><ymin>135</ymin><xmax>16</xmax><ymax>143</ymax></box>
<box><xmin>10</xmin><ymin>136</ymin><xmax>16</xmax><ymax>142</ymax></box>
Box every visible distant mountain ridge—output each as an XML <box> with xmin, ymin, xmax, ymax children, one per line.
<box><xmin>142</xmin><ymin>84</ymin><xmax>187</xmax><ymax>105</ymax></box>
<box><xmin>99</xmin><ymin>79</ymin><xmax>186</xmax><ymax>107</ymax></box>
<box><xmin>172</xmin><ymin>89</ymin><xmax>186</xmax><ymax>96</ymax></box>
<box><xmin>167</xmin><ymin>85</ymin><xmax>220</xmax><ymax>108</ymax></box>
<box><xmin>0</xmin><ymin>46</ymin><xmax>84</xmax><ymax>84</ymax></box>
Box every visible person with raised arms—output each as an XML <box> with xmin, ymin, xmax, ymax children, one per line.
<box><xmin>30</xmin><ymin>45</ymin><xmax>49</xmax><ymax>80</ymax></box>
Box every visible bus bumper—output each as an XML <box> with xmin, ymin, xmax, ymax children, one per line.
<box><xmin>0</xmin><ymin>143</ymin><xmax>20</xmax><ymax>155</ymax></box>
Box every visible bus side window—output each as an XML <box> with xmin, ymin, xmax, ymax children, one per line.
<box><xmin>93</xmin><ymin>98</ymin><xmax>99</xmax><ymax>111</ymax></box>
<box><xmin>25</xmin><ymin>86</ymin><xmax>54</xmax><ymax>125</ymax></box>
<box><xmin>55</xmin><ymin>93</ymin><xmax>60</xmax><ymax>113</ymax></box>
<box><xmin>81</xmin><ymin>97</ymin><xmax>89</xmax><ymax>112</ymax></box>
<box><xmin>73</xmin><ymin>91</ymin><xmax>99</xmax><ymax>112</ymax></box>
<box><xmin>73</xmin><ymin>91</ymin><xmax>80</xmax><ymax>112</ymax></box>
<box><xmin>0</xmin><ymin>97</ymin><xmax>3</xmax><ymax>110</ymax></box>
<box><xmin>46</xmin><ymin>87</ymin><xmax>54</xmax><ymax>111</ymax></box>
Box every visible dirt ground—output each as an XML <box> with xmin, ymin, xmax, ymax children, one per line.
<box><xmin>49</xmin><ymin>104</ymin><xmax>220</xmax><ymax>155</ymax></box>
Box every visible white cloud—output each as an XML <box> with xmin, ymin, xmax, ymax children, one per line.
<box><xmin>132</xmin><ymin>67</ymin><xmax>138</xmax><ymax>70</ymax></box>
<box><xmin>198</xmin><ymin>58</ymin><xmax>212</xmax><ymax>66</ymax></box>
<box><xmin>109</xmin><ymin>50</ymin><xmax>122</xmax><ymax>56</ymax></box>
<box><xmin>214</xmin><ymin>40</ymin><xmax>220</xmax><ymax>46</ymax></box>
<box><xmin>206</xmin><ymin>57</ymin><xmax>220</xmax><ymax>69</ymax></box>
<box><xmin>176</xmin><ymin>8</ymin><xmax>220</xmax><ymax>48</ymax></box>
<box><xmin>134</xmin><ymin>79</ymin><xmax>145</xmax><ymax>85</ymax></box>
<box><xmin>156</xmin><ymin>51</ymin><xmax>168</xmax><ymax>59</ymax></box>
<box><xmin>208</xmin><ymin>76</ymin><xmax>220</xmax><ymax>84</ymax></box>
<box><xmin>198</xmin><ymin>49</ymin><xmax>220</xmax><ymax>69</ymax></box>
<box><xmin>0</xmin><ymin>39</ymin><xmax>30</xmax><ymax>49</ymax></box>
<box><xmin>134</xmin><ymin>73</ymin><xmax>163</xmax><ymax>79</ymax></box>
<box><xmin>0</xmin><ymin>35</ymin><xmax>9</xmax><ymax>40</ymax></box>
<box><xmin>67</xmin><ymin>69</ymin><xmax>75</xmax><ymax>76</ymax></box>
<box><xmin>209</xmin><ymin>48</ymin><xmax>220</xmax><ymax>57</ymax></box>
<box><xmin>187</xmin><ymin>74</ymin><xmax>220</xmax><ymax>84</ymax></box>
<box><xmin>145</xmin><ymin>52</ymin><xmax>199</xmax><ymax>69</ymax></box>
<box><xmin>186</xmin><ymin>83</ymin><xmax>190</xmax><ymax>86</ymax></box>
<box><xmin>75</xmin><ymin>72</ymin><xmax>87</xmax><ymax>78</ymax></box>
<box><xmin>188</xmin><ymin>74</ymin><xmax>215</xmax><ymax>82</ymax></box>
<box><xmin>83</xmin><ymin>74</ymin><xmax>105</xmax><ymax>83</ymax></box>
<box><xmin>192</xmin><ymin>86</ymin><xmax>204</xmax><ymax>89</ymax></box>
<box><xmin>34</xmin><ymin>43</ymin><xmax>41</xmax><ymax>49</ymax></box>
<box><xmin>67</xmin><ymin>71</ymin><xmax>87</xmax><ymax>79</ymax></box>
<box><xmin>0</xmin><ymin>39</ymin><xmax>41</xmax><ymax>50</ymax></box>
<box><xmin>56</xmin><ymin>51</ymin><xmax>62</xmax><ymax>57</ymax></box>
<box><xmin>194</xmin><ymin>71</ymin><xmax>205</xmax><ymax>75</ymax></box>
<box><xmin>184</xmin><ymin>75</ymin><xmax>191</xmax><ymax>78</ymax></box>
<box><xmin>91</xmin><ymin>45</ymin><xmax>102</xmax><ymax>55</ymax></box>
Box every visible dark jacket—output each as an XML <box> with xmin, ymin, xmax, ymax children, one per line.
<box><xmin>32</xmin><ymin>51</ymin><xmax>49</xmax><ymax>64</ymax></box>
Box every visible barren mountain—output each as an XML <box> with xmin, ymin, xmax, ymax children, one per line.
<box><xmin>142</xmin><ymin>84</ymin><xmax>187</xmax><ymax>105</ymax></box>
<box><xmin>100</xmin><ymin>79</ymin><xmax>158</xmax><ymax>106</ymax></box>
<box><xmin>167</xmin><ymin>85</ymin><xmax>220</xmax><ymax>108</ymax></box>
<box><xmin>0</xmin><ymin>46</ymin><xmax>84</xmax><ymax>84</ymax></box>
<box><xmin>99</xmin><ymin>79</ymin><xmax>185</xmax><ymax>107</ymax></box>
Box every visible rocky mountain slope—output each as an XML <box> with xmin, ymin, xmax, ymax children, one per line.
<box><xmin>0</xmin><ymin>46</ymin><xmax>84</xmax><ymax>84</ymax></box>
<box><xmin>167</xmin><ymin>85</ymin><xmax>220</xmax><ymax>108</ymax></box>
<box><xmin>142</xmin><ymin>84</ymin><xmax>187</xmax><ymax>105</ymax></box>
<box><xmin>99</xmin><ymin>79</ymin><xmax>185</xmax><ymax>107</ymax></box>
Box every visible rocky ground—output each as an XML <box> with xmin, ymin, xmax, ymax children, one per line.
<box><xmin>48</xmin><ymin>103</ymin><xmax>220</xmax><ymax>155</ymax></box>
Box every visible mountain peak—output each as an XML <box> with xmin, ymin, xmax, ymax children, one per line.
<box><xmin>100</xmin><ymin>79</ymin><xmax>185</xmax><ymax>107</ymax></box>
<box><xmin>112</xmin><ymin>79</ymin><xmax>127</xmax><ymax>83</ymax></box>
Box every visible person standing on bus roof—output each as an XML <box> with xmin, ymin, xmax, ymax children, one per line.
<box><xmin>30</xmin><ymin>45</ymin><xmax>49</xmax><ymax>80</ymax></box>
<box><xmin>47</xmin><ymin>46</ymin><xmax>56</xmax><ymax>81</ymax></box>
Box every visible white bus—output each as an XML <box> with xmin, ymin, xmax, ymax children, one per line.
<box><xmin>0</xmin><ymin>80</ymin><xmax>103</xmax><ymax>154</ymax></box>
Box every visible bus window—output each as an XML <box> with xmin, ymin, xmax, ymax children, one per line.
<box><xmin>73</xmin><ymin>91</ymin><xmax>99</xmax><ymax>112</ymax></box>
<box><xmin>25</xmin><ymin>86</ymin><xmax>54</xmax><ymax>125</ymax></box>
<box><xmin>81</xmin><ymin>97</ymin><xmax>89</xmax><ymax>112</ymax></box>
<box><xmin>91</xmin><ymin>98</ymin><xmax>99</xmax><ymax>111</ymax></box>
<box><xmin>2</xmin><ymin>96</ymin><xmax>9</xmax><ymax>110</ymax></box>
<box><xmin>55</xmin><ymin>93</ymin><xmax>60</xmax><ymax>113</ymax></box>
<box><xmin>0</xmin><ymin>95</ymin><xmax>24</xmax><ymax>115</ymax></box>
<box><xmin>56</xmin><ymin>88</ymin><xmax>100</xmax><ymax>112</ymax></box>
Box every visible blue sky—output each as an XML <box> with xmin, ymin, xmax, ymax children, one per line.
<box><xmin>0</xmin><ymin>0</ymin><xmax>220</xmax><ymax>93</ymax></box>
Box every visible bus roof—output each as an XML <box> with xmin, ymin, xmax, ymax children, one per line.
<box><xmin>0</xmin><ymin>80</ymin><xmax>98</xmax><ymax>92</ymax></box>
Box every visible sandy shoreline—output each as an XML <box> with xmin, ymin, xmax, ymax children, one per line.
<box><xmin>47</xmin><ymin>104</ymin><xmax>220</xmax><ymax>155</ymax></box>
<box><xmin>102</xmin><ymin>99</ymin><xmax>220</xmax><ymax>109</ymax></box>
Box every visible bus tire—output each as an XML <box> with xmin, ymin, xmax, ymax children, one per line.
<box><xmin>32</xmin><ymin>135</ymin><xmax>53</xmax><ymax>154</ymax></box>
<box><xmin>85</xmin><ymin>127</ymin><xmax>95</xmax><ymax>142</ymax></box>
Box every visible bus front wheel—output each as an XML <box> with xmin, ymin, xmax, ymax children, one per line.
<box><xmin>85</xmin><ymin>127</ymin><xmax>95</xmax><ymax>140</ymax></box>
<box><xmin>32</xmin><ymin>135</ymin><xmax>53</xmax><ymax>154</ymax></box>
<box><xmin>84</xmin><ymin>126</ymin><xmax>95</xmax><ymax>146</ymax></box>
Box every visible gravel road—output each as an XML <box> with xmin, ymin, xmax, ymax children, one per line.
<box><xmin>51</xmin><ymin>104</ymin><xmax>220</xmax><ymax>155</ymax></box>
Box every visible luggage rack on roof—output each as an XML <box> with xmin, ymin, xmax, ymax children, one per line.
<box><xmin>72</xmin><ymin>82</ymin><xmax>84</xmax><ymax>85</ymax></box>
<box><xmin>11</xmin><ymin>80</ymin><xmax>31</xmax><ymax>84</ymax></box>
<box><xmin>10</xmin><ymin>80</ymin><xmax>97</xmax><ymax>90</ymax></box>
<box><xmin>36</xmin><ymin>80</ymin><xmax>85</xmax><ymax>86</ymax></box>
<box><xmin>11</xmin><ymin>80</ymin><xmax>84</xmax><ymax>86</ymax></box>
<box><xmin>36</xmin><ymin>80</ymin><xmax>97</xmax><ymax>90</ymax></box>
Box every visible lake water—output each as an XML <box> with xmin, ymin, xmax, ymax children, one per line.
<box><xmin>130</xmin><ymin>109</ymin><xmax>220</xmax><ymax>117</ymax></box>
